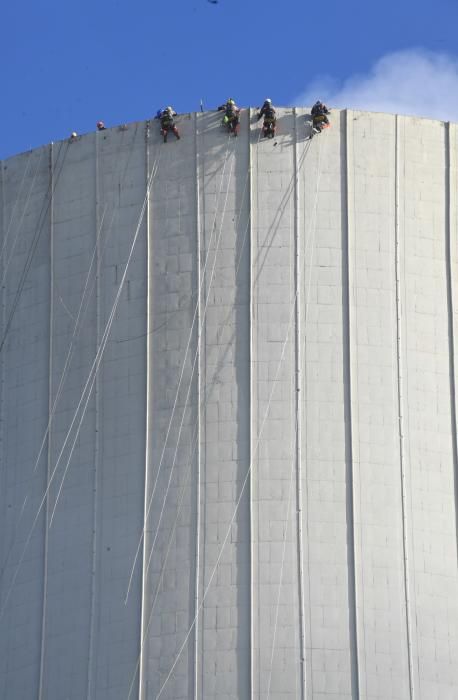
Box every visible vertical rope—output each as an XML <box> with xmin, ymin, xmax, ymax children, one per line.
<box><xmin>0</xmin><ymin>152</ymin><xmax>43</xmax><ymax>286</ymax></box>
<box><xmin>87</xmin><ymin>130</ymin><xmax>101</xmax><ymax>700</ymax></box>
<box><xmin>38</xmin><ymin>141</ymin><xmax>54</xmax><ymax>700</ymax></box>
<box><xmin>444</xmin><ymin>121</ymin><xmax>458</xmax><ymax>564</ymax></box>
<box><xmin>342</xmin><ymin>110</ymin><xmax>360</xmax><ymax>699</ymax></box>
<box><xmin>0</xmin><ymin>159</ymin><xmax>5</xmax><ymax>584</ymax></box>
<box><xmin>301</xmin><ymin>129</ymin><xmax>316</xmax><ymax>700</ymax></box>
<box><xmin>394</xmin><ymin>115</ymin><xmax>415</xmax><ymax>699</ymax></box>
<box><xmin>250</xmin><ymin>109</ymin><xmax>260</xmax><ymax>698</ymax></box>
<box><xmin>293</xmin><ymin>108</ymin><xmax>306</xmax><ymax>700</ymax></box>
<box><xmin>139</xmin><ymin>120</ymin><xmax>152</xmax><ymax>700</ymax></box>
<box><xmin>0</xmin><ymin>152</ymin><xmax>33</xmax><ymax>266</ymax></box>
<box><xmin>193</xmin><ymin>111</ymin><xmax>202</xmax><ymax>700</ymax></box>
<box><xmin>348</xmin><ymin>111</ymin><xmax>369</xmax><ymax>697</ymax></box>
<box><xmin>0</xmin><ymin>141</ymin><xmax>68</xmax><ymax>356</ymax></box>
<box><xmin>248</xmin><ymin>108</ymin><xmax>255</xmax><ymax>700</ymax></box>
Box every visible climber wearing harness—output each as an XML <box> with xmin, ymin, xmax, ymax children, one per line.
<box><xmin>257</xmin><ymin>98</ymin><xmax>276</xmax><ymax>138</ymax></box>
<box><xmin>218</xmin><ymin>99</ymin><xmax>240</xmax><ymax>136</ymax></box>
<box><xmin>155</xmin><ymin>107</ymin><xmax>181</xmax><ymax>143</ymax></box>
<box><xmin>311</xmin><ymin>100</ymin><xmax>330</xmax><ymax>133</ymax></box>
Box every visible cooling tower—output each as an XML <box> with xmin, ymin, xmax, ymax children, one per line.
<box><xmin>1</xmin><ymin>109</ymin><xmax>458</xmax><ymax>700</ymax></box>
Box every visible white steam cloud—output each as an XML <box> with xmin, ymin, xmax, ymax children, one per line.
<box><xmin>295</xmin><ymin>49</ymin><xmax>458</xmax><ymax>122</ymax></box>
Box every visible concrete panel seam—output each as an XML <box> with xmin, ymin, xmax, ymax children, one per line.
<box><xmin>249</xmin><ymin>107</ymin><xmax>254</xmax><ymax>700</ymax></box>
<box><xmin>139</xmin><ymin>120</ymin><xmax>151</xmax><ymax>700</ymax></box>
<box><xmin>395</xmin><ymin>115</ymin><xmax>418</xmax><ymax>699</ymax></box>
<box><xmin>445</xmin><ymin>121</ymin><xmax>458</xmax><ymax>565</ymax></box>
<box><xmin>0</xmin><ymin>140</ymin><xmax>68</xmax><ymax>356</ymax></box>
<box><xmin>251</xmin><ymin>119</ymin><xmax>260</xmax><ymax>698</ymax></box>
<box><xmin>348</xmin><ymin>109</ymin><xmax>370</xmax><ymax>700</ymax></box>
<box><xmin>87</xmin><ymin>130</ymin><xmax>100</xmax><ymax>700</ymax></box>
<box><xmin>293</xmin><ymin>107</ymin><xmax>307</xmax><ymax>700</ymax></box>
<box><xmin>342</xmin><ymin>109</ymin><xmax>361</xmax><ymax>700</ymax></box>
<box><xmin>38</xmin><ymin>142</ymin><xmax>53</xmax><ymax>700</ymax></box>
<box><xmin>299</xmin><ymin>112</ymin><xmax>314</xmax><ymax>700</ymax></box>
<box><xmin>200</xmin><ymin>117</ymin><xmax>209</xmax><ymax>700</ymax></box>
<box><xmin>194</xmin><ymin>110</ymin><xmax>202</xmax><ymax>700</ymax></box>
<box><xmin>0</xmin><ymin>159</ymin><xmax>5</xmax><ymax>582</ymax></box>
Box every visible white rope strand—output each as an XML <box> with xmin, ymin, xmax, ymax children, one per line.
<box><xmin>0</xmin><ymin>129</ymin><xmax>139</xmax><ymax>587</ymax></box>
<box><xmin>124</xmin><ymin>134</ymin><xmax>234</xmax><ymax>603</ymax></box>
<box><xmin>155</xmin><ymin>274</ymin><xmax>300</xmax><ymax>699</ymax></box>
<box><xmin>266</xmin><ymin>452</ymin><xmax>296</xmax><ymax>700</ymax></box>
<box><xmin>153</xmin><ymin>130</ymin><xmax>322</xmax><ymax>700</ymax></box>
<box><xmin>0</xmin><ymin>143</ymin><xmax>161</xmax><ymax>618</ymax></box>
<box><xmin>48</xmin><ymin>152</ymin><xmax>163</xmax><ymax>525</ymax></box>
<box><xmin>131</xmin><ymin>112</ymin><xmax>263</xmax><ymax>669</ymax></box>
<box><xmin>0</xmin><ymin>152</ymin><xmax>33</xmax><ymax>259</ymax></box>
<box><xmin>126</xmin><ymin>423</ymin><xmax>200</xmax><ymax>700</ymax></box>
<box><xmin>265</xmin><ymin>135</ymin><xmax>325</xmax><ymax>697</ymax></box>
<box><xmin>142</xmin><ymin>152</ymin><xmax>236</xmax><ymax>585</ymax></box>
<box><xmin>0</xmin><ymin>141</ymin><xmax>70</xmax><ymax>356</ymax></box>
<box><xmin>126</xmin><ymin>120</ymin><xmax>264</xmax><ymax>696</ymax></box>
<box><xmin>0</xmin><ymin>151</ymin><xmax>42</xmax><ymax>279</ymax></box>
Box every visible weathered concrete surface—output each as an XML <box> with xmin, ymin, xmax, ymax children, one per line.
<box><xmin>1</xmin><ymin>109</ymin><xmax>458</xmax><ymax>699</ymax></box>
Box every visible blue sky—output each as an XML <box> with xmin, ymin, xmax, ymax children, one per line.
<box><xmin>1</xmin><ymin>0</ymin><xmax>458</xmax><ymax>159</ymax></box>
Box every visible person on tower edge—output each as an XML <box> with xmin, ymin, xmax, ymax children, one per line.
<box><xmin>311</xmin><ymin>100</ymin><xmax>330</xmax><ymax>133</ymax></box>
<box><xmin>257</xmin><ymin>98</ymin><xmax>276</xmax><ymax>138</ymax></box>
<box><xmin>155</xmin><ymin>107</ymin><xmax>180</xmax><ymax>143</ymax></box>
<box><xmin>218</xmin><ymin>98</ymin><xmax>240</xmax><ymax>135</ymax></box>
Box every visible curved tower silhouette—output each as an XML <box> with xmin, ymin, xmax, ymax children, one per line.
<box><xmin>1</xmin><ymin>109</ymin><xmax>458</xmax><ymax>699</ymax></box>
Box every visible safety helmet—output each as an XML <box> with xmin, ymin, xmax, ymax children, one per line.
<box><xmin>228</xmin><ymin>99</ymin><xmax>235</xmax><ymax>104</ymax></box>
<box><xmin>265</xmin><ymin>98</ymin><xmax>272</xmax><ymax>103</ymax></box>
<box><xmin>166</xmin><ymin>106</ymin><xmax>173</xmax><ymax>111</ymax></box>
<box><xmin>96</xmin><ymin>121</ymin><xmax>105</xmax><ymax>129</ymax></box>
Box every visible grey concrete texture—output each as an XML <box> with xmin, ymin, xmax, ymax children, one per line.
<box><xmin>0</xmin><ymin>108</ymin><xmax>458</xmax><ymax>699</ymax></box>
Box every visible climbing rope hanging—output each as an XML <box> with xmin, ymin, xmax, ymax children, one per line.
<box><xmin>124</xmin><ymin>129</ymin><xmax>235</xmax><ymax>603</ymax></box>
<box><xmin>151</xmin><ymin>120</ymin><xmax>323</xmax><ymax>700</ymax></box>
<box><xmin>0</xmin><ymin>141</ymin><xmax>69</xmax><ymax>355</ymax></box>
<box><xmin>0</xmin><ymin>127</ymin><xmax>137</xmax><ymax>592</ymax></box>
<box><xmin>0</xmin><ymin>129</ymin><xmax>161</xmax><ymax>619</ymax></box>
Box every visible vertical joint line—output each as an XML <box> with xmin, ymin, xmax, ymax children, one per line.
<box><xmin>0</xmin><ymin>161</ymin><xmax>7</xmax><ymax>633</ymax></box>
<box><xmin>444</xmin><ymin>122</ymin><xmax>458</xmax><ymax>563</ymax></box>
<box><xmin>293</xmin><ymin>109</ymin><xmax>306</xmax><ymax>700</ymax></box>
<box><xmin>194</xmin><ymin>112</ymin><xmax>202</xmax><ymax>700</ymax></box>
<box><xmin>394</xmin><ymin>115</ymin><xmax>414</xmax><ymax>700</ymax></box>
<box><xmin>342</xmin><ymin>110</ymin><xmax>360</xmax><ymax>700</ymax></box>
<box><xmin>139</xmin><ymin>120</ymin><xmax>151</xmax><ymax>700</ymax></box>
<box><xmin>248</xmin><ymin>108</ymin><xmax>254</xmax><ymax>700</ymax></box>
<box><xmin>87</xmin><ymin>131</ymin><xmax>101</xmax><ymax>700</ymax></box>
<box><xmin>38</xmin><ymin>142</ymin><xmax>54</xmax><ymax>700</ymax></box>
<box><xmin>0</xmin><ymin>160</ymin><xmax>5</xmax><ymax>521</ymax></box>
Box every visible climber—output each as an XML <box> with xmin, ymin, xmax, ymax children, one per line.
<box><xmin>311</xmin><ymin>100</ymin><xmax>330</xmax><ymax>133</ymax></box>
<box><xmin>218</xmin><ymin>98</ymin><xmax>240</xmax><ymax>136</ymax></box>
<box><xmin>257</xmin><ymin>98</ymin><xmax>276</xmax><ymax>138</ymax></box>
<box><xmin>155</xmin><ymin>107</ymin><xmax>180</xmax><ymax>143</ymax></box>
<box><xmin>311</xmin><ymin>100</ymin><xmax>330</xmax><ymax>117</ymax></box>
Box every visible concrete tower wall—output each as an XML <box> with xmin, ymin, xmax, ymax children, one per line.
<box><xmin>0</xmin><ymin>109</ymin><xmax>458</xmax><ymax>700</ymax></box>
